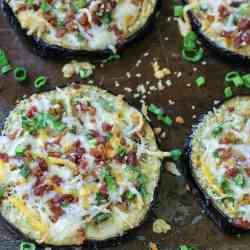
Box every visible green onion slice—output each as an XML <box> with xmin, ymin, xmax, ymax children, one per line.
<box><xmin>14</xmin><ymin>67</ymin><xmax>28</xmax><ymax>82</ymax></box>
<box><xmin>182</xmin><ymin>47</ymin><xmax>204</xmax><ymax>63</ymax></box>
<box><xmin>1</xmin><ymin>64</ymin><xmax>12</xmax><ymax>75</ymax></box>
<box><xmin>20</xmin><ymin>241</ymin><xmax>36</xmax><ymax>250</ymax></box>
<box><xmin>0</xmin><ymin>50</ymin><xmax>8</xmax><ymax>66</ymax></box>
<box><xmin>224</xmin><ymin>86</ymin><xmax>233</xmax><ymax>98</ymax></box>
<box><xmin>34</xmin><ymin>76</ymin><xmax>47</xmax><ymax>88</ymax></box>
<box><xmin>195</xmin><ymin>76</ymin><xmax>206</xmax><ymax>87</ymax></box>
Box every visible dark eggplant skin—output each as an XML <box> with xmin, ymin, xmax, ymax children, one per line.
<box><xmin>0</xmin><ymin>83</ymin><xmax>162</xmax><ymax>248</ymax></box>
<box><xmin>2</xmin><ymin>0</ymin><xmax>161</xmax><ymax>60</ymax></box>
<box><xmin>182</xmin><ymin>0</ymin><xmax>250</xmax><ymax>65</ymax></box>
<box><xmin>183</xmin><ymin>96</ymin><xmax>250</xmax><ymax>235</ymax></box>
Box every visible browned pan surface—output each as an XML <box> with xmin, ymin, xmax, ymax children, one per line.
<box><xmin>1</xmin><ymin>0</ymin><xmax>250</xmax><ymax>249</ymax></box>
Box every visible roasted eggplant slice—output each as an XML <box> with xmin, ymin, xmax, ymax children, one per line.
<box><xmin>186</xmin><ymin>96</ymin><xmax>250</xmax><ymax>232</ymax></box>
<box><xmin>2</xmin><ymin>0</ymin><xmax>159</xmax><ymax>58</ymax></box>
<box><xmin>0</xmin><ymin>84</ymin><xmax>162</xmax><ymax>246</ymax></box>
<box><xmin>184</xmin><ymin>0</ymin><xmax>250</xmax><ymax>64</ymax></box>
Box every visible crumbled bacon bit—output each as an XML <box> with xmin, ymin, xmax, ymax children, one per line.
<box><xmin>0</xmin><ymin>153</ymin><xmax>9</xmax><ymax>162</ymax></box>
<box><xmin>235</xmin><ymin>218</ymin><xmax>250</xmax><ymax>229</ymax></box>
<box><xmin>127</xmin><ymin>152</ymin><xmax>138</xmax><ymax>165</ymax></box>
<box><xmin>175</xmin><ymin>116</ymin><xmax>184</xmax><ymax>124</ymax></box>
<box><xmin>51</xmin><ymin>175</ymin><xmax>63</xmax><ymax>186</ymax></box>
<box><xmin>102</xmin><ymin>122</ymin><xmax>113</xmax><ymax>132</ymax></box>
<box><xmin>227</xmin><ymin>106</ymin><xmax>235</xmax><ymax>112</ymax></box>
<box><xmin>26</xmin><ymin>106</ymin><xmax>38</xmax><ymax>118</ymax></box>
<box><xmin>48</xmin><ymin>198</ymin><xmax>64</xmax><ymax>222</ymax></box>
<box><xmin>225</xmin><ymin>167</ymin><xmax>238</xmax><ymax>178</ymax></box>
<box><xmin>56</xmin><ymin>28</ymin><xmax>66</xmax><ymax>38</ymax></box>
<box><xmin>48</xmin><ymin>151</ymin><xmax>62</xmax><ymax>158</ymax></box>
<box><xmin>79</xmin><ymin>13</ymin><xmax>90</xmax><ymax>30</ymax></box>
<box><xmin>218</xmin><ymin>5</ymin><xmax>230</xmax><ymax>19</ymax></box>
<box><xmin>34</xmin><ymin>184</ymin><xmax>53</xmax><ymax>196</ymax></box>
<box><xmin>245</xmin><ymin>168</ymin><xmax>250</xmax><ymax>177</ymax></box>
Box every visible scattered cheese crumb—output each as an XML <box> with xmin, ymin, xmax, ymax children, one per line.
<box><xmin>154</xmin><ymin>127</ymin><xmax>162</xmax><ymax>135</ymax></box>
<box><xmin>126</xmin><ymin>72</ymin><xmax>131</xmax><ymax>78</ymax></box>
<box><xmin>166</xmin><ymin>162</ymin><xmax>181</xmax><ymax>176</ymax></box>
<box><xmin>149</xmin><ymin>242</ymin><xmax>158</xmax><ymax>250</ymax></box>
<box><xmin>141</xmin><ymin>102</ymin><xmax>151</xmax><ymax>121</ymax></box>
<box><xmin>153</xmin><ymin>218</ymin><xmax>171</xmax><ymax>234</ymax></box>
<box><xmin>175</xmin><ymin>116</ymin><xmax>185</xmax><ymax>124</ymax></box>
<box><xmin>152</xmin><ymin>61</ymin><xmax>171</xmax><ymax>79</ymax></box>
<box><xmin>62</xmin><ymin>60</ymin><xmax>94</xmax><ymax>79</ymax></box>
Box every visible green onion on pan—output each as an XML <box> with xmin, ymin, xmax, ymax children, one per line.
<box><xmin>242</xmin><ymin>74</ymin><xmax>250</xmax><ymax>88</ymax></box>
<box><xmin>14</xmin><ymin>67</ymin><xmax>28</xmax><ymax>82</ymax></box>
<box><xmin>0</xmin><ymin>50</ymin><xmax>8</xmax><ymax>66</ymax></box>
<box><xmin>34</xmin><ymin>76</ymin><xmax>47</xmax><ymax>88</ymax></box>
<box><xmin>195</xmin><ymin>76</ymin><xmax>206</xmax><ymax>87</ymax></box>
<box><xmin>20</xmin><ymin>241</ymin><xmax>36</xmax><ymax>250</ymax></box>
<box><xmin>224</xmin><ymin>86</ymin><xmax>233</xmax><ymax>98</ymax></box>
<box><xmin>1</xmin><ymin>65</ymin><xmax>12</xmax><ymax>75</ymax></box>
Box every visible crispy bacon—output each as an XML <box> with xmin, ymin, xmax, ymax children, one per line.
<box><xmin>235</xmin><ymin>218</ymin><xmax>250</xmax><ymax>229</ymax></box>
<box><xmin>51</xmin><ymin>175</ymin><xmax>63</xmax><ymax>186</ymax></box>
<box><xmin>56</xmin><ymin>28</ymin><xmax>66</xmax><ymax>38</ymax></box>
<box><xmin>34</xmin><ymin>184</ymin><xmax>53</xmax><ymax>196</ymax></box>
<box><xmin>48</xmin><ymin>199</ymin><xmax>64</xmax><ymax>222</ymax></box>
<box><xmin>0</xmin><ymin>153</ymin><xmax>9</xmax><ymax>162</ymax></box>
<box><xmin>218</xmin><ymin>5</ymin><xmax>230</xmax><ymax>19</ymax></box>
<box><xmin>127</xmin><ymin>151</ymin><xmax>138</xmax><ymax>165</ymax></box>
<box><xmin>225</xmin><ymin>167</ymin><xmax>238</xmax><ymax>178</ymax></box>
<box><xmin>102</xmin><ymin>122</ymin><xmax>113</xmax><ymax>132</ymax></box>
<box><xmin>26</xmin><ymin>106</ymin><xmax>38</xmax><ymax>118</ymax></box>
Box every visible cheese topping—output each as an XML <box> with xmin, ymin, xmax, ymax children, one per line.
<box><xmin>0</xmin><ymin>84</ymin><xmax>161</xmax><ymax>245</ymax></box>
<box><xmin>188</xmin><ymin>0</ymin><xmax>250</xmax><ymax>56</ymax></box>
<box><xmin>191</xmin><ymin>97</ymin><xmax>250</xmax><ymax>227</ymax></box>
<box><xmin>6</xmin><ymin>0</ymin><xmax>156</xmax><ymax>51</ymax></box>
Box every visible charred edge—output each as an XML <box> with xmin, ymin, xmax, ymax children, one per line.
<box><xmin>2</xmin><ymin>0</ymin><xmax>161</xmax><ymax>60</ymax></box>
<box><xmin>181</xmin><ymin>0</ymin><xmax>250</xmax><ymax>65</ymax></box>
<box><xmin>182</xmin><ymin>97</ymin><xmax>250</xmax><ymax>234</ymax></box>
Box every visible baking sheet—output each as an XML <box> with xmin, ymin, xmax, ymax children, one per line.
<box><xmin>0</xmin><ymin>0</ymin><xmax>250</xmax><ymax>249</ymax></box>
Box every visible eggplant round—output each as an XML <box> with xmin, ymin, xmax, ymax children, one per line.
<box><xmin>184</xmin><ymin>0</ymin><xmax>250</xmax><ymax>64</ymax></box>
<box><xmin>2</xmin><ymin>0</ymin><xmax>160</xmax><ymax>59</ymax></box>
<box><xmin>185</xmin><ymin>96</ymin><xmax>250</xmax><ymax>233</ymax></box>
<box><xmin>0</xmin><ymin>84</ymin><xmax>162</xmax><ymax>246</ymax></box>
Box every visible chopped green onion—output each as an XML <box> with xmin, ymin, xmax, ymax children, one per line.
<box><xmin>79</xmin><ymin>68</ymin><xmax>92</xmax><ymax>79</ymax></box>
<box><xmin>234</xmin><ymin>174</ymin><xmax>245</xmax><ymax>187</ymax></box>
<box><xmin>148</xmin><ymin>104</ymin><xmax>164</xmax><ymax>117</ymax></box>
<box><xmin>20</xmin><ymin>241</ymin><xmax>36</xmax><ymax>250</ymax></box>
<box><xmin>40</xmin><ymin>0</ymin><xmax>49</xmax><ymax>13</ymax></box>
<box><xmin>242</xmin><ymin>74</ymin><xmax>250</xmax><ymax>88</ymax></box>
<box><xmin>94</xmin><ymin>212</ymin><xmax>111</xmax><ymax>223</ymax></box>
<box><xmin>26</xmin><ymin>0</ymin><xmax>35</xmax><ymax>6</ymax></box>
<box><xmin>174</xmin><ymin>5</ymin><xmax>184</xmax><ymax>17</ymax></box>
<box><xmin>72</xmin><ymin>0</ymin><xmax>86</xmax><ymax>10</ymax></box>
<box><xmin>195</xmin><ymin>76</ymin><xmax>206</xmax><ymax>87</ymax></box>
<box><xmin>212</xmin><ymin>125</ymin><xmax>223</xmax><ymax>136</ymax></box>
<box><xmin>15</xmin><ymin>145</ymin><xmax>26</xmax><ymax>156</ymax></box>
<box><xmin>182</xmin><ymin>47</ymin><xmax>204</xmax><ymax>63</ymax></box>
<box><xmin>102</xmin><ymin>13</ymin><xmax>112</xmax><ymax>24</ymax></box>
<box><xmin>183</xmin><ymin>32</ymin><xmax>197</xmax><ymax>51</ymax></box>
<box><xmin>180</xmin><ymin>246</ymin><xmax>198</xmax><ymax>250</ymax></box>
<box><xmin>34</xmin><ymin>76</ymin><xmax>47</xmax><ymax>88</ymax></box>
<box><xmin>1</xmin><ymin>64</ymin><xmax>12</xmax><ymax>75</ymax></box>
<box><xmin>224</xmin><ymin>86</ymin><xmax>233</xmax><ymax>98</ymax></box>
<box><xmin>117</xmin><ymin>145</ymin><xmax>128</xmax><ymax>157</ymax></box>
<box><xmin>102</xmin><ymin>54</ymin><xmax>120</xmax><ymax>64</ymax></box>
<box><xmin>225</xmin><ymin>71</ymin><xmax>240</xmax><ymax>82</ymax></box>
<box><xmin>221</xmin><ymin>179</ymin><xmax>232</xmax><ymax>194</ymax></box>
<box><xmin>160</xmin><ymin>115</ymin><xmax>173</xmax><ymax>126</ymax></box>
<box><xmin>14</xmin><ymin>67</ymin><xmax>28</xmax><ymax>82</ymax></box>
<box><xmin>0</xmin><ymin>186</ymin><xmax>5</xmax><ymax>199</ymax></box>
<box><xmin>20</xmin><ymin>165</ymin><xmax>30</xmax><ymax>178</ymax></box>
<box><xmin>170</xmin><ymin>149</ymin><xmax>182</xmax><ymax>161</ymax></box>
<box><xmin>0</xmin><ymin>50</ymin><xmax>8</xmax><ymax>66</ymax></box>
<box><xmin>89</xmin><ymin>138</ymin><xmax>97</xmax><ymax>148</ymax></box>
